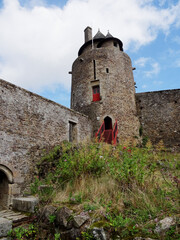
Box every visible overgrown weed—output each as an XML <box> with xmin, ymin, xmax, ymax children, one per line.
<box><xmin>30</xmin><ymin>141</ymin><xmax>180</xmax><ymax>239</ymax></box>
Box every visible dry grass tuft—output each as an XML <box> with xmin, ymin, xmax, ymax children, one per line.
<box><xmin>54</xmin><ymin>174</ymin><xmax>124</xmax><ymax>213</ymax></box>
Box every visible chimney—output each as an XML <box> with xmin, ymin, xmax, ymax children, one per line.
<box><xmin>84</xmin><ymin>26</ymin><xmax>92</xmax><ymax>43</ymax></box>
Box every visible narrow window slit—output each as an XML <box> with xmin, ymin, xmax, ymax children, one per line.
<box><xmin>93</xmin><ymin>60</ymin><xmax>96</xmax><ymax>80</ymax></box>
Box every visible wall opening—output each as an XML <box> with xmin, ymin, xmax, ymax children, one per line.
<box><xmin>106</xmin><ymin>68</ymin><xmax>109</xmax><ymax>73</ymax></box>
<box><xmin>92</xmin><ymin>85</ymin><xmax>100</xmax><ymax>102</ymax></box>
<box><xmin>104</xmin><ymin>116</ymin><xmax>112</xmax><ymax>130</ymax></box>
<box><xmin>69</xmin><ymin>121</ymin><xmax>77</xmax><ymax>142</ymax></box>
<box><xmin>93</xmin><ymin>60</ymin><xmax>96</xmax><ymax>80</ymax></box>
<box><xmin>114</xmin><ymin>42</ymin><xmax>118</xmax><ymax>47</ymax></box>
<box><xmin>0</xmin><ymin>170</ymin><xmax>9</xmax><ymax>210</ymax></box>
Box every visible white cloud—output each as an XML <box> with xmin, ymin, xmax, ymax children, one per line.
<box><xmin>134</xmin><ymin>57</ymin><xmax>150</xmax><ymax>67</ymax></box>
<box><xmin>173</xmin><ymin>36</ymin><xmax>180</xmax><ymax>44</ymax></box>
<box><xmin>142</xmin><ymin>84</ymin><xmax>147</xmax><ymax>89</ymax></box>
<box><xmin>0</xmin><ymin>0</ymin><xmax>179</xmax><ymax>93</ymax></box>
<box><xmin>135</xmin><ymin>57</ymin><xmax>160</xmax><ymax>78</ymax></box>
<box><xmin>145</xmin><ymin>62</ymin><xmax>160</xmax><ymax>77</ymax></box>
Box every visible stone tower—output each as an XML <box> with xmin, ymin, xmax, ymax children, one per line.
<box><xmin>71</xmin><ymin>27</ymin><xmax>140</xmax><ymax>143</ymax></box>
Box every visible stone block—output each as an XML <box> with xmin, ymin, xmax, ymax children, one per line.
<box><xmin>11</xmin><ymin>184</ymin><xmax>21</xmax><ymax>195</ymax></box>
<box><xmin>73</xmin><ymin>212</ymin><xmax>90</xmax><ymax>228</ymax></box>
<box><xmin>0</xmin><ymin>218</ymin><xmax>12</xmax><ymax>238</ymax></box>
<box><xmin>91</xmin><ymin>227</ymin><xmax>107</xmax><ymax>240</ymax></box>
<box><xmin>155</xmin><ymin>217</ymin><xmax>176</xmax><ymax>234</ymax></box>
<box><xmin>41</xmin><ymin>205</ymin><xmax>56</xmax><ymax>221</ymax></box>
<box><xmin>12</xmin><ymin>196</ymin><xmax>39</xmax><ymax>213</ymax></box>
<box><xmin>55</xmin><ymin>207</ymin><xmax>73</xmax><ymax>229</ymax></box>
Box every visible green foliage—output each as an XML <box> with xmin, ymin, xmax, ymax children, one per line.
<box><xmin>30</xmin><ymin>176</ymin><xmax>41</xmax><ymax>195</ymax></box>
<box><xmin>142</xmin><ymin>136</ymin><xmax>148</xmax><ymax>147</ymax></box>
<box><xmin>35</xmin><ymin>142</ymin><xmax>157</xmax><ymax>190</ymax></box>
<box><xmin>8</xmin><ymin>224</ymin><xmax>37</xmax><ymax>240</ymax></box>
<box><xmin>107</xmin><ymin>213</ymin><xmax>133</xmax><ymax>228</ymax></box>
<box><xmin>49</xmin><ymin>214</ymin><xmax>56</xmax><ymax>223</ymax></box>
<box><xmin>84</xmin><ymin>203</ymin><xmax>98</xmax><ymax>212</ymax></box>
<box><xmin>81</xmin><ymin>231</ymin><xmax>94</xmax><ymax>240</ymax></box>
<box><xmin>54</xmin><ymin>233</ymin><xmax>61</xmax><ymax>240</ymax></box>
<box><xmin>106</xmin><ymin>213</ymin><xmax>140</xmax><ymax>238</ymax></box>
<box><xmin>30</xmin><ymin>141</ymin><xmax>180</xmax><ymax>240</ymax></box>
<box><xmin>164</xmin><ymin>225</ymin><xmax>180</xmax><ymax>239</ymax></box>
<box><xmin>69</xmin><ymin>192</ymin><xmax>82</xmax><ymax>204</ymax></box>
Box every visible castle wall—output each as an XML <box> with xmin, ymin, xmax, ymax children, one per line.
<box><xmin>0</xmin><ymin>79</ymin><xmax>92</xmax><ymax>203</ymax></box>
<box><xmin>136</xmin><ymin>89</ymin><xmax>180</xmax><ymax>148</ymax></box>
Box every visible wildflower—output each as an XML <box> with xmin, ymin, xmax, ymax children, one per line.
<box><xmin>128</xmin><ymin>149</ymin><xmax>131</xmax><ymax>153</ymax></box>
<box><xmin>123</xmin><ymin>147</ymin><xmax>127</xmax><ymax>150</ymax></box>
<box><xmin>64</xmin><ymin>159</ymin><xmax>67</xmax><ymax>162</ymax></box>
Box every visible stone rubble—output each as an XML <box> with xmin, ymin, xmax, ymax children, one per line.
<box><xmin>154</xmin><ymin>216</ymin><xmax>176</xmax><ymax>234</ymax></box>
<box><xmin>0</xmin><ymin>217</ymin><xmax>12</xmax><ymax>238</ymax></box>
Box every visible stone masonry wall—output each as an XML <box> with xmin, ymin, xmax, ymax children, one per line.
<box><xmin>0</xmin><ymin>79</ymin><xmax>92</xmax><ymax>200</ymax></box>
<box><xmin>71</xmin><ymin>43</ymin><xmax>140</xmax><ymax>141</ymax></box>
<box><xmin>136</xmin><ymin>89</ymin><xmax>180</xmax><ymax>148</ymax></box>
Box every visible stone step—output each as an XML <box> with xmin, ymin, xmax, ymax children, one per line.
<box><xmin>12</xmin><ymin>196</ymin><xmax>39</xmax><ymax>213</ymax></box>
<box><xmin>0</xmin><ymin>210</ymin><xmax>29</xmax><ymax>223</ymax></box>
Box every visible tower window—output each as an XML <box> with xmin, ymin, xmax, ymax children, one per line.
<box><xmin>106</xmin><ymin>68</ymin><xmax>109</xmax><ymax>73</ymax></box>
<box><xmin>114</xmin><ymin>42</ymin><xmax>117</xmax><ymax>47</ymax></box>
<box><xmin>93</xmin><ymin>60</ymin><xmax>96</xmax><ymax>79</ymax></box>
<box><xmin>92</xmin><ymin>85</ymin><xmax>100</xmax><ymax>102</ymax></box>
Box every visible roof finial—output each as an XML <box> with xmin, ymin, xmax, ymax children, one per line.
<box><xmin>106</xmin><ymin>30</ymin><xmax>113</xmax><ymax>38</ymax></box>
<box><xmin>93</xmin><ymin>29</ymin><xmax>105</xmax><ymax>40</ymax></box>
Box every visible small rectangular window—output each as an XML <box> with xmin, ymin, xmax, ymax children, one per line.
<box><xmin>106</xmin><ymin>68</ymin><xmax>109</xmax><ymax>73</ymax></box>
<box><xmin>92</xmin><ymin>85</ymin><xmax>100</xmax><ymax>102</ymax></box>
<box><xmin>69</xmin><ymin>121</ymin><xmax>77</xmax><ymax>142</ymax></box>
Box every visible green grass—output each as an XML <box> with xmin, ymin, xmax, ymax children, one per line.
<box><xmin>30</xmin><ymin>141</ymin><xmax>180</xmax><ymax>239</ymax></box>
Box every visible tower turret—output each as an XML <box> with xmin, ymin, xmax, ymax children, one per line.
<box><xmin>71</xmin><ymin>27</ymin><xmax>140</xmax><ymax>143</ymax></box>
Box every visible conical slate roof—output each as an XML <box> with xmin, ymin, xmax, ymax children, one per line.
<box><xmin>93</xmin><ymin>30</ymin><xmax>105</xmax><ymax>39</ymax></box>
<box><xmin>106</xmin><ymin>31</ymin><xmax>113</xmax><ymax>38</ymax></box>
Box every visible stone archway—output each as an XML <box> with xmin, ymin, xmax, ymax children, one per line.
<box><xmin>0</xmin><ymin>165</ymin><xmax>13</xmax><ymax>210</ymax></box>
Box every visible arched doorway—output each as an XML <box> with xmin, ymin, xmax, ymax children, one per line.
<box><xmin>0</xmin><ymin>170</ymin><xmax>9</xmax><ymax>210</ymax></box>
<box><xmin>104</xmin><ymin>116</ymin><xmax>112</xmax><ymax>130</ymax></box>
<box><xmin>0</xmin><ymin>165</ymin><xmax>13</xmax><ymax>210</ymax></box>
<box><xmin>103</xmin><ymin>116</ymin><xmax>113</xmax><ymax>144</ymax></box>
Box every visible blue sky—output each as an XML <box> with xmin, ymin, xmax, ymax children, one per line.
<box><xmin>0</xmin><ymin>0</ymin><xmax>179</xmax><ymax>107</ymax></box>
